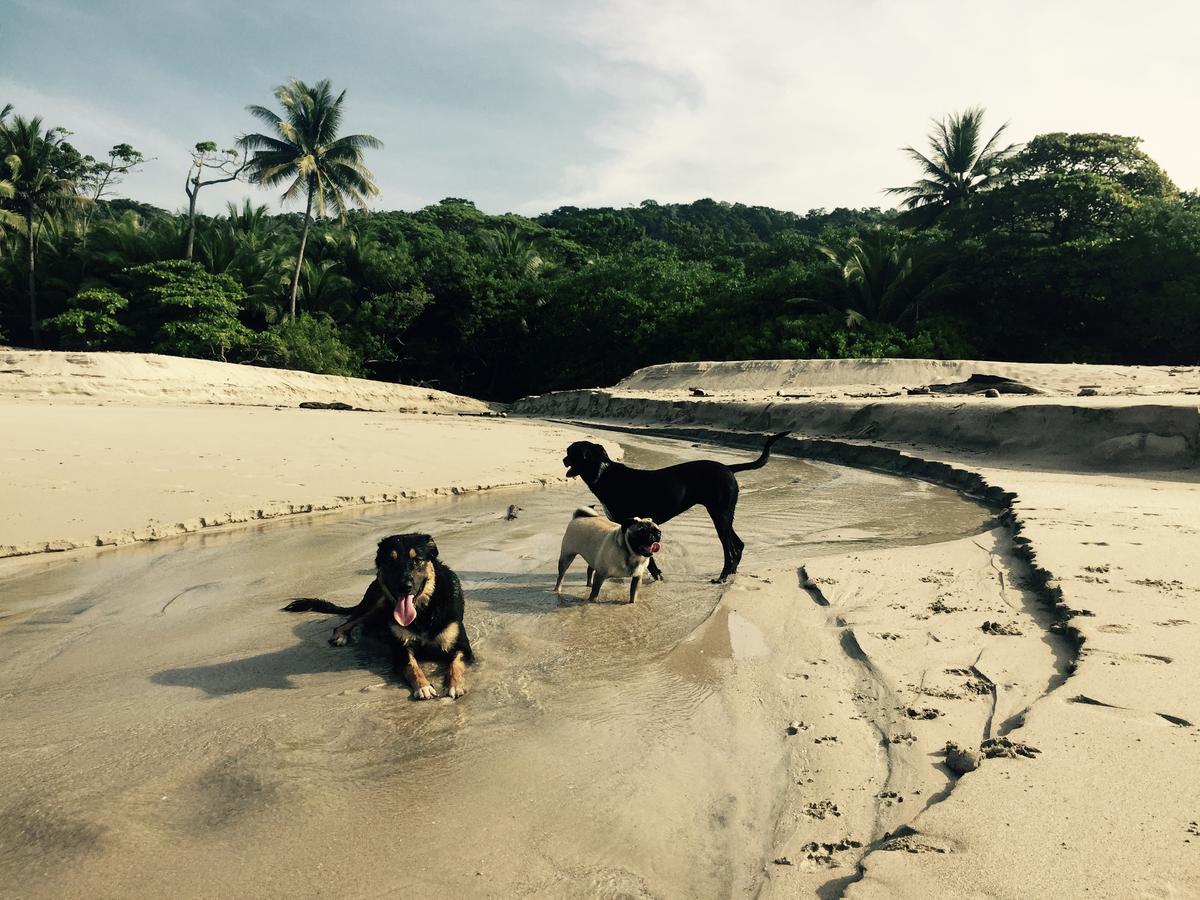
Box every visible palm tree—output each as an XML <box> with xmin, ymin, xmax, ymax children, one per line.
<box><xmin>886</xmin><ymin>106</ymin><xmax>1017</xmax><ymax>227</ymax></box>
<box><xmin>479</xmin><ymin>225</ymin><xmax>543</xmax><ymax>277</ymax></box>
<box><xmin>0</xmin><ymin>115</ymin><xmax>81</xmax><ymax>345</ymax></box>
<box><xmin>239</xmin><ymin>79</ymin><xmax>381</xmax><ymax>318</ymax></box>
<box><xmin>794</xmin><ymin>228</ymin><xmax>954</xmax><ymax>327</ymax></box>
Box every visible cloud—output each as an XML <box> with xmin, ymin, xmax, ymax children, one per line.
<box><xmin>525</xmin><ymin>0</ymin><xmax>1200</xmax><ymax>213</ymax></box>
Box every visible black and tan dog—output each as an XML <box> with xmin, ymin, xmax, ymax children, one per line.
<box><xmin>283</xmin><ymin>533</ymin><xmax>473</xmax><ymax>700</ymax></box>
<box><xmin>563</xmin><ymin>432</ymin><xmax>790</xmax><ymax>583</ymax></box>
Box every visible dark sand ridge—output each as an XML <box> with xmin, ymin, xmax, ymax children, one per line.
<box><xmin>0</xmin><ymin>432</ymin><xmax>1045</xmax><ymax>899</ymax></box>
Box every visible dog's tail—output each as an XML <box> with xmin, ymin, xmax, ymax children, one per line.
<box><xmin>281</xmin><ymin>598</ymin><xmax>357</xmax><ymax>615</ymax></box>
<box><xmin>572</xmin><ymin>506</ymin><xmax>602</xmax><ymax>519</ymax></box>
<box><xmin>727</xmin><ymin>431</ymin><xmax>791</xmax><ymax>473</ymax></box>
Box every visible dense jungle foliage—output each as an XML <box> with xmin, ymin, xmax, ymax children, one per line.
<box><xmin>2</xmin><ymin>90</ymin><xmax>1197</xmax><ymax>401</ymax></box>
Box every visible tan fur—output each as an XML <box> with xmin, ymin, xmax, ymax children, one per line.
<box><xmin>415</xmin><ymin>561</ymin><xmax>436</xmax><ymax>607</ymax></box>
<box><xmin>446</xmin><ymin>650</ymin><xmax>467</xmax><ymax>698</ymax></box>
<box><xmin>556</xmin><ymin>508</ymin><xmax>656</xmax><ymax>601</ymax></box>
<box><xmin>404</xmin><ymin>653</ymin><xmax>431</xmax><ymax>693</ymax></box>
<box><xmin>436</xmin><ymin>621</ymin><xmax>460</xmax><ymax>653</ymax></box>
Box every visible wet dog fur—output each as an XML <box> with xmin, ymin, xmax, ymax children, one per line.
<box><xmin>282</xmin><ymin>533</ymin><xmax>474</xmax><ymax>700</ymax></box>
<box><xmin>563</xmin><ymin>432</ymin><xmax>790</xmax><ymax>582</ymax></box>
<box><xmin>554</xmin><ymin>507</ymin><xmax>662</xmax><ymax>603</ymax></box>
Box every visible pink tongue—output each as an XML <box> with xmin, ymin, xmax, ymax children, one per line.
<box><xmin>394</xmin><ymin>594</ymin><xmax>417</xmax><ymax>626</ymax></box>
<box><xmin>650</xmin><ymin>542</ymin><xmax>662</xmax><ymax>554</ymax></box>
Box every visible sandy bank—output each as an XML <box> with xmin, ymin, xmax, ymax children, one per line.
<box><xmin>618</xmin><ymin>357</ymin><xmax>1200</xmax><ymax>397</ymax></box>
<box><xmin>0</xmin><ymin>351</ymin><xmax>585</xmax><ymax>559</ymax></box>
<box><xmin>0</xmin><ymin>348</ymin><xmax>492</xmax><ymax>412</ymax></box>
<box><xmin>514</xmin><ymin>357</ymin><xmax>1200</xmax><ymax>898</ymax></box>
<box><xmin>515</xmin><ymin>363</ymin><xmax>1200</xmax><ymax>470</ymax></box>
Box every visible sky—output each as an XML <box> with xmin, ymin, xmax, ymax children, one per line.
<box><xmin>4</xmin><ymin>0</ymin><xmax>1197</xmax><ymax>217</ymax></box>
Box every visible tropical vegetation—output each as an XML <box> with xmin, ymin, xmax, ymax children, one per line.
<box><xmin>1</xmin><ymin>90</ymin><xmax>1198</xmax><ymax>399</ymax></box>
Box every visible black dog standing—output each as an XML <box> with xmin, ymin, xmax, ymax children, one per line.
<box><xmin>283</xmin><ymin>533</ymin><xmax>474</xmax><ymax>700</ymax></box>
<box><xmin>562</xmin><ymin>432</ymin><xmax>790</xmax><ymax>583</ymax></box>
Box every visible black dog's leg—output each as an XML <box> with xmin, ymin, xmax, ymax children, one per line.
<box><xmin>445</xmin><ymin>650</ymin><xmax>469</xmax><ymax>699</ymax></box>
<box><xmin>647</xmin><ymin>557</ymin><xmax>664</xmax><ymax>581</ymax></box>
<box><xmin>329</xmin><ymin>581</ymin><xmax>385</xmax><ymax>646</ymax></box>
<box><xmin>629</xmin><ymin>576</ymin><xmax>640</xmax><ymax>604</ymax></box>
<box><xmin>395</xmin><ymin>641</ymin><xmax>436</xmax><ymax>700</ymax></box>
<box><xmin>586</xmin><ymin>565</ymin><xmax>594</xmax><ymax>587</ymax></box>
<box><xmin>587</xmin><ymin>574</ymin><xmax>605</xmax><ymax>602</ymax></box>
<box><xmin>708</xmin><ymin>507</ymin><xmax>744</xmax><ymax>583</ymax></box>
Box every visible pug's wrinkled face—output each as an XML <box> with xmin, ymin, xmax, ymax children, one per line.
<box><xmin>624</xmin><ymin>518</ymin><xmax>663</xmax><ymax>557</ymax></box>
<box><xmin>563</xmin><ymin>441</ymin><xmax>609</xmax><ymax>481</ymax></box>
<box><xmin>375</xmin><ymin>533</ymin><xmax>439</xmax><ymax>626</ymax></box>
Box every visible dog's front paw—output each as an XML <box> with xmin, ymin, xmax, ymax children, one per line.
<box><xmin>446</xmin><ymin>682</ymin><xmax>468</xmax><ymax>700</ymax></box>
<box><xmin>413</xmin><ymin>684</ymin><xmax>438</xmax><ymax>701</ymax></box>
<box><xmin>329</xmin><ymin>631</ymin><xmax>351</xmax><ymax>647</ymax></box>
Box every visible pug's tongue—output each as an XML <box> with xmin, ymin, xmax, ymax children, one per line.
<box><xmin>394</xmin><ymin>594</ymin><xmax>417</xmax><ymax>627</ymax></box>
<box><xmin>649</xmin><ymin>541</ymin><xmax>662</xmax><ymax>554</ymax></box>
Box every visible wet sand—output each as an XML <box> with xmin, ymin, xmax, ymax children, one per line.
<box><xmin>0</xmin><ymin>433</ymin><xmax>1016</xmax><ymax>899</ymax></box>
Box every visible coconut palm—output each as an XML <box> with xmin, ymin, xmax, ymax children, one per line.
<box><xmin>793</xmin><ymin>228</ymin><xmax>955</xmax><ymax>327</ymax></box>
<box><xmin>479</xmin><ymin>224</ymin><xmax>543</xmax><ymax>277</ymax></box>
<box><xmin>0</xmin><ymin>114</ymin><xmax>81</xmax><ymax>345</ymax></box>
<box><xmin>239</xmin><ymin>79</ymin><xmax>381</xmax><ymax>318</ymax></box>
<box><xmin>886</xmin><ymin>106</ymin><xmax>1018</xmax><ymax>227</ymax></box>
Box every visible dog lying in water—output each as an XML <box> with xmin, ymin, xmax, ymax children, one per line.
<box><xmin>282</xmin><ymin>533</ymin><xmax>473</xmax><ymax>700</ymax></box>
<box><xmin>554</xmin><ymin>507</ymin><xmax>662</xmax><ymax>603</ymax></box>
<box><xmin>563</xmin><ymin>432</ymin><xmax>789</xmax><ymax>583</ymax></box>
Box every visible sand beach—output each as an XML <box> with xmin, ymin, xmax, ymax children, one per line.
<box><xmin>1</xmin><ymin>351</ymin><xmax>1198</xmax><ymax>898</ymax></box>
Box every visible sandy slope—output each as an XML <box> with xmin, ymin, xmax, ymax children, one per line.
<box><xmin>0</xmin><ymin>348</ymin><xmax>491</xmax><ymax>412</ymax></box>
<box><xmin>0</xmin><ymin>351</ymin><xmax>587</xmax><ymax>558</ymax></box>
<box><xmin>515</xmin><ymin>357</ymin><xmax>1200</xmax><ymax>898</ymax></box>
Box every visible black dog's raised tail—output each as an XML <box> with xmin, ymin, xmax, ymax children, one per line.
<box><xmin>281</xmin><ymin>598</ymin><xmax>356</xmax><ymax>615</ymax></box>
<box><xmin>726</xmin><ymin>431</ymin><xmax>791</xmax><ymax>473</ymax></box>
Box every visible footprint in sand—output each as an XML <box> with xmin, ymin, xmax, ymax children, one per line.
<box><xmin>905</xmin><ymin>706</ymin><xmax>942</xmax><ymax>720</ymax></box>
<box><xmin>1098</xmin><ymin>623</ymin><xmax>1132</xmax><ymax>634</ymax></box>
<box><xmin>981</xmin><ymin>620</ymin><xmax>1023</xmax><ymax>636</ymax></box>
<box><xmin>981</xmin><ymin>737</ymin><xmax>1040</xmax><ymax>759</ymax></box>
<box><xmin>873</xmin><ymin>632</ymin><xmax>903</xmax><ymax>641</ymax></box>
<box><xmin>876</xmin><ymin>790</ymin><xmax>905</xmax><ymax>807</ymax></box>
<box><xmin>880</xmin><ymin>832</ymin><xmax>951</xmax><ymax>854</ymax></box>
<box><xmin>1156</xmin><ymin>619</ymin><xmax>1191</xmax><ymax>627</ymax></box>
<box><xmin>813</xmin><ymin>735</ymin><xmax>840</xmax><ymax>744</ymax></box>
<box><xmin>801</xmin><ymin>839</ymin><xmax>864</xmax><ymax>867</ymax></box>
<box><xmin>888</xmin><ymin>732</ymin><xmax>918</xmax><ymax>745</ymax></box>
<box><xmin>929</xmin><ymin>598</ymin><xmax>962</xmax><ymax>614</ymax></box>
<box><xmin>802</xmin><ymin>800</ymin><xmax>841</xmax><ymax>820</ymax></box>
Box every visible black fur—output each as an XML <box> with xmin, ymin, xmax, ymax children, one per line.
<box><xmin>283</xmin><ymin>533</ymin><xmax>474</xmax><ymax>699</ymax></box>
<box><xmin>562</xmin><ymin>432</ymin><xmax>790</xmax><ymax>582</ymax></box>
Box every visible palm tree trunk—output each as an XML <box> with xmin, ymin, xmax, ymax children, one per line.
<box><xmin>26</xmin><ymin>212</ymin><xmax>39</xmax><ymax>348</ymax></box>
<box><xmin>288</xmin><ymin>189</ymin><xmax>315</xmax><ymax>320</ymax></box>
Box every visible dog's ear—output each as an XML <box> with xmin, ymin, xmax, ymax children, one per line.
<box><xmin>423</xmin><ymin>536</ymin><xmax>439</xmax><ymax>559</ymax></box>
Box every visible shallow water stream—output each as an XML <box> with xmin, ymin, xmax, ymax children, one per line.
<box><xmin>0</xmin><ymin>433</ymin><xmax>993</xmax><ymax>898</ymax></box>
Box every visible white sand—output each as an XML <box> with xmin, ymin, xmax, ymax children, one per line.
<box><xmin>4</xmin><ymin>351</ymin><xmax>1200</xmax><ymax>897</ymax></box>
<box><xmin>517</xmin><ymin>357</ymin><xmax>1200</xmax><ymax>898</ymax></box>
<box><xmin>0</xmin><ymin>351</ymin><xmax>585</xmax><ymax>558</ymax></box>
